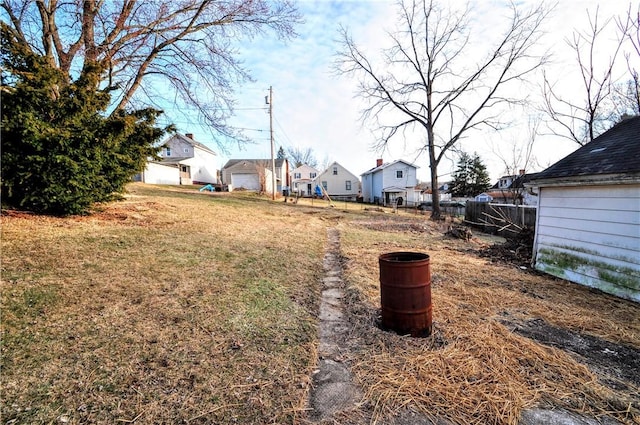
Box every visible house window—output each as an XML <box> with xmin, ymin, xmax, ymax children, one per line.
<box><xmin>345</xmin><ymin>180</ymin><xmax>352</xmax><ymax>191</ymax></box>
<box><xmin>181</xmin><ymin>165</ymin><xmax>188</xmax><ymax>172</ymax></box>
<box><xmin>333</xmin><ymin>167</ymin><xmax>338</xmax><ymax>175</ymax></box>
<box><xmin>396</xmin><ymin>170</ymin><xmax>403</xmax><ymax>179</ymax></box>
<box><xmin>294</xmin><ymin>172</ymin><xmax>301</xmax><ymax>179</ymax></box>
<box><xmin>165</xmin><ymin>147</ymin><xmax>171</xmax><ymax>156</ymax></box>
<box><xmin>184</xmin><ymin>148</ymin><xmax>189</xmax><ymax>153</ymax></box>
<box><xmin>310</xmin><ymin>172</ymin><xmax>316</xmax><ymax>179</ymax></box>
<box><xmin>322</xmin><ymin>181</ymin><xmax>328</xmax><ymax>190</ymax></box>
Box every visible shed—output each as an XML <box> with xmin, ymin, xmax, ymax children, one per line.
<box><xmin>527</xmin><ymin>117</ymin><xmax>640</xmax><ymax>302</ymax></box>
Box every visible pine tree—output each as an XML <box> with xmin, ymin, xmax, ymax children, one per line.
<box><xmin>450</xmin><ymin>152</ymin><xmax>472</xmax><ymax>197</ymax></box>
<box><xmin>450</xmin><ymin>152</ymin><xmax>491</xmax><ymax>197</ymax></box>
<box><xmin>1</xmin><ymin>24</ymin><xmax>171</xmax><ymax>215</ymax></box>
<box><xmin>469</xmin><ymin>154</ymin><xmax>492</xmax><ymax>196</ymax></box>
<box><xmin>277</xmin><ymin>146</ymin><xmax>287</xmax><ymax>160</ymax></box>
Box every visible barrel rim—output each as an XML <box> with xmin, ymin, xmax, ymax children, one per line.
<box><xmin>379</xmin><ymin>251</ymin><xmax>430</xmax><ymax>263</ymax></box>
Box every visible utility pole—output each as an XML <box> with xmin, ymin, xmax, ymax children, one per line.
<box><xmin>268</xmin><ymin>86</ymin><xmax>276</xmax><ymax>200</ymax></box>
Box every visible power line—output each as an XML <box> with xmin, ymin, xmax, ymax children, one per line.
<box><xmin>273</xmin><ymin>116</ymin><xmax>295</xmax><ymax>147</ymax></box>
<box><xmin>163</xmin><ymin>106</ymin><xmax>268</xmax><ymax>112</ymax></box>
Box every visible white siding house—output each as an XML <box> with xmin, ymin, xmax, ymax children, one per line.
<box><xmin>290</xmin><ymin>164</ymin><xmax>320</xmax><ymax>197</ymax></box>
<box><xmin>528</xmin><ymin>117</ymin><xmax>640</xmax><ymax>302</ymax></box>
<box><xmin>315</xmin><ymin>162</ymin><xmax>360</xmax><ymax>200</ymax></box>
<box><xmin>135</xmin><ymin>133</ymin><xmax>217</xmax><ymax>185</ymax></box>
<box><xmin>156</xmin><ymin>133</ymin><xmax>218</xmax><ymax>185</ymax></box>
<box><xmin>361</xmin><ymin>159</ymin><xmax>420</xmax><ymax>206</ymax></box>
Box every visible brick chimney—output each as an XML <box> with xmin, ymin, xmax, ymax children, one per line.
<box><xmin>185</xmin><ymin>133</ymin><xmax>194</xmax><ymax>140</ymax></box>
<box><xmin>376</xmin><ymin>158</ymin><xmax>383</xmax><ymax>167</ymax></box>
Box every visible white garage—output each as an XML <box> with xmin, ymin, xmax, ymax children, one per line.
<box><xmin>230</xmin><ymin>173</ymin><xmax>260</xmax><ymax>191</ymax></box>
<box><xmin>528</xmin><ymin>117</ymin><xmax>640</xmax><ymax>302</ymax></box>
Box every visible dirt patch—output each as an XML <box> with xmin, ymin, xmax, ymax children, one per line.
<box><xmin>504</xmin><ymin>317</ymin><xmax>640</xmax><ymax>393</ymax></box>
<box><xmin>474</xmin><ymin>227</ymin><xmax>535</xmax><ymax>269</ymax></box>
<box><xmin>353</xmin><ymin>216</ymin><xmax>437</xmax><ymax>235</ymax></box>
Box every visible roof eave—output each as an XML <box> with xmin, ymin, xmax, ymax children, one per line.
<box><xmin>525</xmin><ymin>172</ymin><xmax>640</xmax><ymax>188</ymax></box>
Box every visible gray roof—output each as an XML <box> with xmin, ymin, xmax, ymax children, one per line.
<box><xmin>185</xmin><ymin>135</ymin><xmax>216</xmax><ymax>155</ymax></box>
<box><xmin>361</xmin><ymin>159</ymin><xmax>419</xmax><ymax>176</ymax></box>
<box><xmin>164</xmin><ymin>133</ymin><xmax>217</xmax><ymax>155</ymax></box>
<box><xmin>532</xmin><ymin>117</ymin><xmax>640</xmax><ymax>181</ymax></box>
<box><xmin>222</xmin><ymin>158</ymin><xmax>287</xmax><ymax>169</ymax></box>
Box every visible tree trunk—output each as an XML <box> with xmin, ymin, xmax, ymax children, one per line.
<box><xmin>428</xmin><ymin>128</ymin><xmax>441</xmax><ymax>220</ymax></box>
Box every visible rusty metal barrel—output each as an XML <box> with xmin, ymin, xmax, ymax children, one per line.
<box><xmin>379</xmin><ymin>252</ymin><xmax>432</xmax><ymax>337</ymax></box>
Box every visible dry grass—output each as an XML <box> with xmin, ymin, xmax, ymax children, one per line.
<box><xmin>3</xmin><ymin>185</ymin><xmax>639</xmax><ymax>424</ymax></box>
<box><xmin>1</xmin><ymin>184</ymin><xmax>328</xmax><ymax>424</ymax></box>
<box><xmin>338</xmin><ymin>216</ymin><xmax>640</xmax><ymax>425</ymax></box>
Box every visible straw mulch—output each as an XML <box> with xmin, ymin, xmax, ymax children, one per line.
<box><xmin>338</xmin><ymin>217</ymin><xmax>640</xmax><ymax>425</ymax></box>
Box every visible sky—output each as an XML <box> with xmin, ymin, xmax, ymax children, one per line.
<box><xmin>161</xmin><ymin>0</ymin><xmax>637</xmax><ymax>184</ymax></box>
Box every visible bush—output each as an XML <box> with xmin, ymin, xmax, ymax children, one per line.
<box><xmin>1</xmin><ymin>24</ymin><xmax>170</xmax><ymax>215</ymax></box>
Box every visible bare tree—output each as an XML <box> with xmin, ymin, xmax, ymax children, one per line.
<box><xmin>254</xmin><ymin>160</ymin><xmax>271</xmax><ymax>194</ymax></box>
<box><xmin>542</xmin><ymin>7</ymin><xmax>627</xmax><ymax>146</ymax></box>
<box><xmin>611</xmin><ymin>4</ymin><xmax>640</xmax><ymax>120</ymax></box>
<box><xmin>286</xmin><ymin>146</ymin><xmax>318</xmax><ymax>168</ymax></box>
<box><xmin>335</xmin><ymin>0</ymin><xmax>549</xmax><ymax>219</ymax></box>
<box><xmin>492</xmin><ymin>116</ymin><xmax>541</xmax><ymax>204</ymax></box>
<box><xmin>1</xmin><ymin>0</ymin><xmax>301</xmax><ymax>147</ymax></box>
<box><xmin>317</xmin><ymin>154</ymin><xmax>331</xmax><ymax>174</ymax></box>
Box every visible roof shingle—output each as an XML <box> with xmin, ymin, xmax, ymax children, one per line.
<box><xmin>532</xmin><ymin>117</ymin><xmax>640</xmax><ymax>181</ymax></box>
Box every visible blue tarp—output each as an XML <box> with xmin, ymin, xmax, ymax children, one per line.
<box><xmin>315</xmin><ymin>185</ymin><xmax>323</xmax><ymax>197</ymax></box>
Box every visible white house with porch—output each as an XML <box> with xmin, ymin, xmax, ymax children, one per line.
<box><xmin>290</xmin><ymin>164</ymin><xmax>320</xmax><ymax>197</ymax></box>
<box><xmin>361</xmin><ymin>159</ymin><xmax>420</xmax><ymax>206</ymax></box>
<box><xmin>135</xmin><ymin>133</ymin><xmax>218</xmax><ymax>185</ymax></box>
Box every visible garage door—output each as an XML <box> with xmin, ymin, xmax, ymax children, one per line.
<box><xmin>231</xmin><ymin>173</ymin><xmax>260</xmax><ymax>191</ymax></box>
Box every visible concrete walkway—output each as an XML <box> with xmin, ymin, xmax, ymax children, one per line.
<box><xmin>307</xmin><ymin>228</ymin><xmax>362</xmax><ymax>422</ymax></box>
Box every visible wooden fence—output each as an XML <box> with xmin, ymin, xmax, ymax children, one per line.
<box><xmin>464</xmin><ymin>202</ymin><xmax>536</xmax><ymax>238</ymax></box>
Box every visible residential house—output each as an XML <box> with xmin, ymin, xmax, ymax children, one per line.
<box><xmin>361</xmin><ymin>159</ymin><xmax>420</xmax><ymax>206</ymax></box>
<box><xmin>290</xmin><ymin>164</ymin><xmax>320</xmax><ymax>197</ymax></box>
<box><xmin>510</xmin><ymin>172</ymin><xmax>540</xmax><ymax>205</ymax></box>
<box><xmin>416</xmin><ymin>182</ymin><xmax>452</xmax><ymax>203</ymax></box>
<box><xmin>136</xmin><ymin>133</ymin><xmax>218</xmax><ymax>185</ymax></box>
<box><xmin>221</xmin><ymin>158</ymin><xmax>289</xmax><ymax>194</ymax></box>
<box><xmin>485</xmin><ymin>170</ymin><xmax>539</xmax><ymax>205</ymax></box>
<box><xmin>527</xmin><ymin>116</ymin><xmax>640</xmax><ymax>302</ymax></box>
<box><xmin>315</xmin><ymin>161</ymin><xmax>360</xmax><ymax>201</ymax></box>
<box><xmin>134</xmin><ymin>162</ymin><xmax>181</xmax><ymax>185</ymax></box>
<box><xmin>497</xmin><ymin>174</ymin><xmax>518</xmax><ymax>189</ymax></box>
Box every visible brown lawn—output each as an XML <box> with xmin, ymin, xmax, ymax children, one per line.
<box><xmin>1</xmin><ymin>183</ymin><xmax>638</xmax><ymax>424</ymax></box>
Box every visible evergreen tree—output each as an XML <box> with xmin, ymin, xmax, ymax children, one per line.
<box><xmin>277</xmin><ymin>146</ymin><xmax>287</xmax><ymax>160</ymax></box>
<box><xmin>450</xmin><ymin>152</ymin><xmax>491</xmax><ymax>197</ymax></box>
<box><xmin>450</xmin><ymin>152</ymin><xmax>472</xmax><ymax>197</ymax></box>
<box><xmin>1</xmin><ymin>24</ymin><xmax>171</xmax><ymax>215</ymax></box>
<box><xmin>469</xmin><ymin>154</ymin><xmax>492</xmax><ymax>196</ymax></box>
